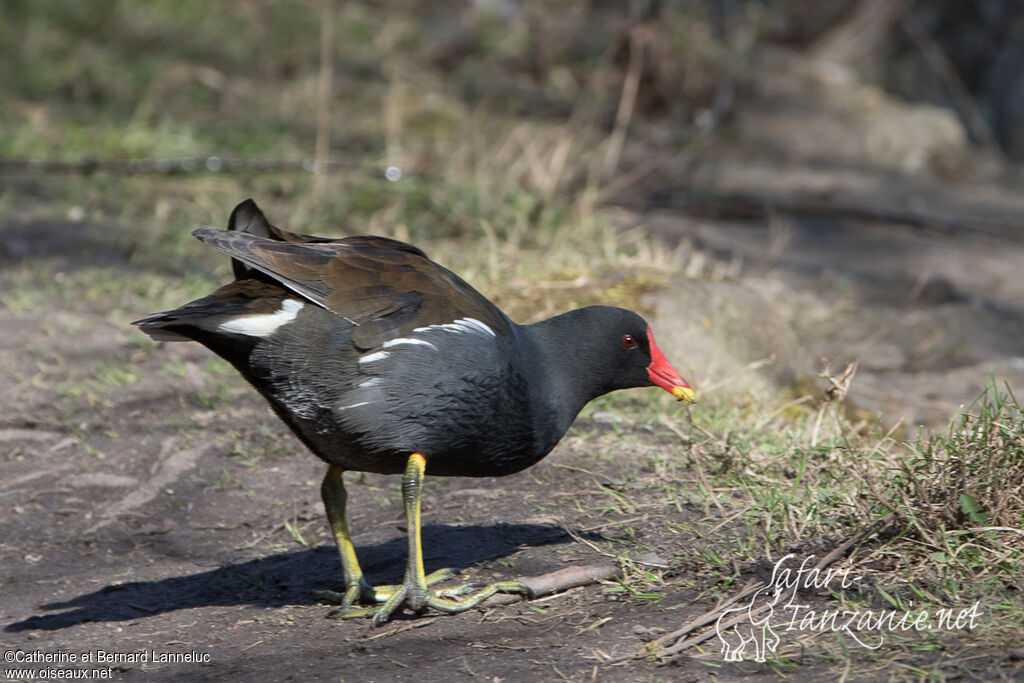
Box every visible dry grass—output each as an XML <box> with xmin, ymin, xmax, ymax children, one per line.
<box><xmin>893</xmin><ymin>381</ymin><xmax>1024</xmax><ymax>533</ymax></box>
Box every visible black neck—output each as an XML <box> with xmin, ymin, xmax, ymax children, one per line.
<box><xmin>520</xmin><ymin>309</ymin><xmax>612</xmax><ymax>448</ymax></box>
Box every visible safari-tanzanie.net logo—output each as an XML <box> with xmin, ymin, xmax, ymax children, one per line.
<box><xmin>714</xmin><ymin>554</ymin><xmax>983</xmax><ymax>662</ymax></box>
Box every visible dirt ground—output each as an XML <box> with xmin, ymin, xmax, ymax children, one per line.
<box><xmin>5</xmin><ymin>4</ymin><xmax>1024</xmax><ymax>679</ymax></box>
<box><xmin>0</xmin><ymin>305</ymin><xmax>729</xmax><ymax>682</ymax></box>
<box><xmin>4</xmin><ymin>46</ymin><xmax>1024</xmax><ymax>683</ymax></box>
<box><xmin>3</xmin><ymin>193</ymin><xmax>1023</xmax><ymax>682</ymax></box>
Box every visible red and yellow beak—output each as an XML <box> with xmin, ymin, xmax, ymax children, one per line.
<box><xmin>645</xmin><ymin>325</ymin><xmax>695</xmax><ymax>403</ymax></box>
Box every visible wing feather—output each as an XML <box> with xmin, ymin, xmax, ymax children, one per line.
<box><xmin>192</xmin><ymin>224</ymin><xmax>509</xmax><ymax>350</ymax></box>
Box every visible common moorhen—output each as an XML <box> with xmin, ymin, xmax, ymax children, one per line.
<box><xmin>134</xmin><ymin>199</ymin><xmax>694</xmax><ymax>624</ymax></box>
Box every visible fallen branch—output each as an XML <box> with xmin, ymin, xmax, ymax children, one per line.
<box><xmin>631</xmin><ymin>579</ymin><xmax>763</xmax><ymax>661</ymax></box>
<box><xmin>814</xmin><ymin>514</ymin><xmax>893</xmax><ymax>572</ymax></box>
<box><xmin>637</xmin><ymin>522</ymin><xmax>887</xmax><ymax>662</ymax></box>
<box><xmin>481</xmin><ymin>561</ymin><xmax>621</xmax><ymax>608</ymax></box>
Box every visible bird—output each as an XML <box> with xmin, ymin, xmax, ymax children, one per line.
<box><xmin>134</xmin><ymin>199</ymin><xmax>694</xmax><ymax>624</ymax></box>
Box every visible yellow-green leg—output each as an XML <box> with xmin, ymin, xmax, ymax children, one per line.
<box><xmin>314</xmin><ymin>464</ymin><xmax>457</xmax><ymax>609</ymax></box>
<box><xmin>314</xmin><ymin>465</ymin><xmax>376</xmax><ymax>608</ymax></box>
<box><xmin>338</xmin><ymin>453</ymin><xmax>532</xmax><ymax>626</ymax></box>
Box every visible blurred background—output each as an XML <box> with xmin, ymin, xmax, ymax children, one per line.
<box><xmin>3</xmin><ymin>0</ymin><xmax>1024</xmax><ymax>428</ymax></box>
<box><xmin>3</xmin><ymin>6</ymin><xmax>1023</xmax><ymax>675</ymax></box>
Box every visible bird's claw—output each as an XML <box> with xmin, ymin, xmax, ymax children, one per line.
<box><xmin>315</xmin><ymin>577</ymin><xmax>379</xmax><ymax>612</ymax></box>
<box><xmin>330</xmin><ymin>579</ymin><xmax>531</xmax><ymax>625</ymax></box>
<box><xmin>318</xmin><ymin>567</ymin><xmax>462</xmax><ymax>616</ymax></box>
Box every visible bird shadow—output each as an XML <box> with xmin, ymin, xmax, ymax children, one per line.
<box><xmin>5</xmin><ymin>523</ymin><xmax>589</xmax><ymax>632</ymax></box>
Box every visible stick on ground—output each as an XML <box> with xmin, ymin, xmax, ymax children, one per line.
<box><xmin>481</xmin><ymin>562</ymin><xmax>621</xmax><ymax>608</ymax></box>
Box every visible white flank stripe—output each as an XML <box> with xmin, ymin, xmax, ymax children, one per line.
<box><xmin>412</xmin><ymin>317</ymin><xmax>497</xmax><ymax>338</ymax></box>
<box><xmin>461</xmin><ymin>317</ymin><xmax>496</xmax><ymax>337</ymax></box>
<box><xmin>358</xmin><ymin>351</ymin><xmax>390</xmax><ymax>364</ymax></box>
<box><xmin>358</xmin><ymin>378</ymin><xmax>382</xmax><ymax>388</ymax></box>
<box><xmin>336</xmin><ymin>401</ymin><xmax>370</xmax><ymax>411</ymax></box>
<box><xmin>216</xmin><ymin>300</ymin><xmax>304</xmax><ymax>337</ymax></box>
<box><xmin>382</xmin><ymin>337</ymin><xmax>437</xmax><ymax>350</ymax></box>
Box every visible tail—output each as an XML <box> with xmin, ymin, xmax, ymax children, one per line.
<box><xmin>131</xmin><ymin>290</ymin><xmax>246</xmax><ymax>343</ymax></box>
<box><xmin>135</xmin><ymin>199</ymin><xmax>325</xmax><ymax>342</ymax></box>
<box><xmin>132</xmin><ymin>313</ymin><xmax>195</xmax><ymax>342</ymax></box>
<box><xmin>133</xmin><ymin>279</ymin><xmax>291</xmax><ymax>343</ymax></box>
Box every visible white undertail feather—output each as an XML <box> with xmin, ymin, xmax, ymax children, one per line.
<box><xmin>215</xmin><ymin>299</ymin><xmax>304</xmax><ymax>338</ymax></box>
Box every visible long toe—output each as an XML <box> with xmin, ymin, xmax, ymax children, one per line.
<box><xmin>317</xmin><ymin>576</ymin><xmax>384</xmax><ymax>612</ymax></box>
<box><xmin>315</xmin><ymin>583</ymin><xmax>371</xmax><ymax>611</ymax></box>
<box><xmin>330</xmin><ymin>579</ymin><xmax>532</xmax><ymax>624</ymax></box>
<box><xmin>364</xmin><ymin>567</ymin><xmax>458</xmax><ymax>603</ymax></box>
<box><xmin>425</xmin><ymin>580</ymin><xmax>531</xmax><ymax>614</ymax></box>
<box><xmin>320</xmin><ymin>568</ymin><xmax>461</xmax><ymax>617</ymax></box>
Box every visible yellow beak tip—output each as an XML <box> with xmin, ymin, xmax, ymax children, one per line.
<box><xmin>671</xmin><ymin>386</ymin><xmax>696</xmax><ymax>403</ymax></box>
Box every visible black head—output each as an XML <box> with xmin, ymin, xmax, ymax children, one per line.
<box><xmin>528</xmin><ymin>305</ymin><xmax>694</xmax><ymax>407</ymax></box>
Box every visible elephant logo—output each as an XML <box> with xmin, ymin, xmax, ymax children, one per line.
<box><xmin>715</xmin><ymin>580</ymin><xmax>787</xmax><ymax>662</ymax></box>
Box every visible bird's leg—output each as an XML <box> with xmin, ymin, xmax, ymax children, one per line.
<box><xmin>339</xmin><ymin>453</ymin><xmax>533</xmax><ymax>626</ymax></box>
<box><xmin>313</xmin><ymin>465</ymin><xmax>375</xmax><ymax>608</ymax></box>
<box><xmin>315</xmin><ymin>464</ymin><xmax>455</xmax><ymax>610</ymax></box>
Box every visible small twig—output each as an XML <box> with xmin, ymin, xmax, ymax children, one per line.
<box><xmin>661</xmin><ymin>600</ymin><xmax>775</xmax><ymax>657</ymax></box>
<box><xmin>639</xmin><ymin>521</ymin><xmax>889</xmax><ymax>662</ymax></box>
<box><xmin>562</xmin><ymin>525</ymin><xmax>618</xmax><ymax>559</ymax></box>
<box><xmin>574</xmin><ymin>616</ymin><xmax>612</xmax><ymax>636</ymax></box>
<box><xmin>811</xmin><ymin>360</ymin><xmax>858</xmax><ymax>446</ymax></box>
<box><xmin>755</xmin><ymin>394</ymin><xmax>814</xmax><ymax>430</ymax></box>
<box><xmin>549</xmin><ymin>462</ymin><xmax>605</xmax><ymax>484</ymax></box>
<box><xmin>239</xmin><ymin>522</ymin><xmax>286</xmax><ymax>549</ymax></box>
<box><xmin>696</xmin><ymin>356</ymin><xmax>776</xmax><ymax>395</ymax></box>
<box><xmin>480</xmin><ymin>562</ymin><xmax>622</xmax><ymax>609</ymax></box>
<box><xmin>577</xmin><ymin>515</ymin><xmax>648</xmax><ymax>533</ymax></box>
<box><xmin>968</xmin><ymin>526</ymin><xmax>1024</xmax><ymax>536</ymax></box>
<box><xmin>813</xmin><ymin>515</ymin><xmax>891</xmax><ymax>572</ymax></box>
<box><xmin>363</xmin><ymin>617</ymin><xmax>439</xmax><ymax>641</ymax></box>
<box><xmin>696</xmin><ymin>505</ymin><xmax>752</xmax><ymax>539</ymax></box>
<box><xmin>660</xmin><ymin>415</ymin><xmax>724</xmax><ymax>517</ymax></box>
<box><xmin>644</xmin><ymin>579</ymin><xmax>762</xmax><ymax>654</ymax></box>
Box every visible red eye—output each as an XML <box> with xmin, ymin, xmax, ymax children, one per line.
<box><xmin>621</xmin><ymin>334</ymin><xmax>638</xmax><ymax>349</ymax></box>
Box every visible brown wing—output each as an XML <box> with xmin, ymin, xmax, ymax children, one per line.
<box><xmin>192</xmin><ymin>226</ymin><xmax>510</xmax><ymax>349</ymax></box>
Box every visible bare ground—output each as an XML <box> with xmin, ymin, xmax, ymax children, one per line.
<box><xmin>4</xmin><ymin>6</ymin><xmax>1024</xmax><ymax>679</ymax></box>
<box><xmin>0</xmin><ymin>278</ymin><xmax>753</xmax><ymax>682</ymax></box>
<box><xmin>2</xmin><ymin>206</ymin><xmax>1021</xmax><ymax>681</ymax></box>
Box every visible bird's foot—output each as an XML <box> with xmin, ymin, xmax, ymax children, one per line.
<box><xmin>333</xmin><ymin>577</ymin><xmax>532</xmax><ymax>626</ymax></box>
<box><xmin>312</xmin><ymin>578</ymin><xmax>377</xmax><ymax>610</ymax></box>
<box><xmin>317</xmin><ymin>568</ymin><xmax>458</xmax><ymax>611</ymax></box>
